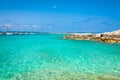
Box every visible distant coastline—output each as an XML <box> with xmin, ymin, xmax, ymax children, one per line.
<box><xmin>64</xmin><ymin>30</ymin><xmax>120</xmax><ymax>43</ymax></box>
<box><xmin>1</xmin><ymin>30</ymin><xmax>120</xmax><ymax>43</ymax></box>
<box><xmin>0</xmin><ymin>31</ymin><xmax>69</xmax><ymax>35</ymax></box>
<box><xmin>0</xmin><ymin>31</ymin><xmax>102</xmax><ymax>35</ymax></box>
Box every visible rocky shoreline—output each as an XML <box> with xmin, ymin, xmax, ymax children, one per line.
<box><xmin>64</xmin><ymin>30</ymin><xmax>120</xmax><ymax>43</ymax></box>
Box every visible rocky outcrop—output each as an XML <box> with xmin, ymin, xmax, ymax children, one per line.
<box><xmin>64</xmin><ymin>30</ymin><xmax>120</xmax><ymax>43</ymax></box>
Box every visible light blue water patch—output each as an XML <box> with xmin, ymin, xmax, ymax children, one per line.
<box><xmin>0</xmin><ymin>34</ymin><xmax>120</xmax><ymax>79</ymax></box>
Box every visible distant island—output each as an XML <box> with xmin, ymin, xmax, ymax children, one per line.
<box><xmin>64</xmin><ymin>30</ymin><xmax>120</xmax><ymax>43</ymax></box>
<box><xmin>0</xmin><ymin>31</ymin><xmax>68</xmax><ymax>35</ymax></box>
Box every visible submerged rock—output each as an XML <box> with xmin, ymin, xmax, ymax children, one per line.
<box><xmin>64</xmin><ymin>30</ymin><xmax>120</xmax><ymax>43</ymax></box>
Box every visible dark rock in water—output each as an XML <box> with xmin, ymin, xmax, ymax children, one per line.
<box><xmin>64</xmin><ymin>30</ymin><xmax>120</xmax><ymax>43</ymax></box>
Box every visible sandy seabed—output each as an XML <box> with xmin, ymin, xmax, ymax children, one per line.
<box><xmin>1</xmin><ymin>69</ymin><xmax>119</xmax><ymax>80</ymax></box>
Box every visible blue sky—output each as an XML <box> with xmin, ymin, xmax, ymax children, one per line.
<box><xmin>0</xmin><ymin>0</ymin><xmax>120</xmax><ymax>32</ymax></box>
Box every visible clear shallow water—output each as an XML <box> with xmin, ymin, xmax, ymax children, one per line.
<box><xmin>0</xmin><ymin>34</ymin><xmax>120</xmax><ymax>80</ymax></box>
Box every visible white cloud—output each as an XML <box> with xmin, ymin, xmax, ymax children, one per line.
<box><xmin>32</xmin><ymin>25</ymin><xmax>40</xmax><ymax>28</ymax></box>
<box><xmin>0</xmin><ymin>24</ymin><xmax>11</xmax><ymax>28</ymax></box>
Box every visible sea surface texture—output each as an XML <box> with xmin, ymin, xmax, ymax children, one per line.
<box><xmin>0</xmin><ymin>34</ymin><xmax>120</xmax><ymax>80</ymax></box>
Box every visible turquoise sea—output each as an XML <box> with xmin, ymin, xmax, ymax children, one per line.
<box><xmin>0</xmin><ymin>34</ymin><xmax>120</xmax><ymax>80</ymax></box>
